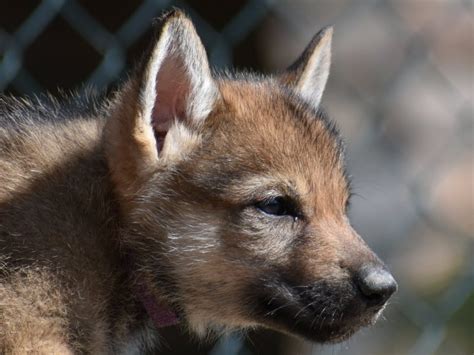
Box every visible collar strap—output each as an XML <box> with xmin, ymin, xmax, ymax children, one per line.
<box><xmin>136</xmin><ymin>281</ymin><xmax>179</xmax><ymax>328</ymax></box>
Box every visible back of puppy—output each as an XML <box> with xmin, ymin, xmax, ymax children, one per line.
<box><xmin>0</xmin><ymin>10</ymin><xmax>397</xmax><ymax>354</ymax></box>
<box><xmin>0</xmin><ymin>98</ymin><xmax>128</xmax><ymax>353</ymax></box>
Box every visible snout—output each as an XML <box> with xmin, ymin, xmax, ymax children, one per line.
<box><xmin>252</xmin><ymin>264</ymin><xmax>398</xmax><ymax>343</ymax></box>
<box><xmin>248</xmin><ymin>224</ymin><xmax>398</xmax><ymax>343</ymax></box>
<box><xmin>354</xmin><ymin>265</ymin><xmax>397</xmax><ymax>306</ymax></box>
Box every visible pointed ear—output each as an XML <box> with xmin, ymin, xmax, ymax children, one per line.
<box><xmin>105</xmin><ymin>11</ymin><xmax>219</xmax><ymax>197</ymax></box>
<box><xmin>279</xmin><ymin>26</ymin><xmax>333</xmax><ymax>109</ymax></box>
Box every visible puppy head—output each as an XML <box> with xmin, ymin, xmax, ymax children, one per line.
<box><xmin>105</xmin><ymin>10</ymin><xmax>397</xmax><ymax>342</ymax></box>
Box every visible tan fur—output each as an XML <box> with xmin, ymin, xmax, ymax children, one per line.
<box><xmin>0</xmin><ymin>10</ymin><xmax>394</xmax><ymax>353</ymax></box>
<box><xmin>0</xmin><ymin>267</ymin><xmax>72</xmax><ymax>354</ymax></box>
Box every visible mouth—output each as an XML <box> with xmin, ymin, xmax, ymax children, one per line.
<box><xmin>247</xmin><ymin>279</ymin><xmax>385</xmax><ymax>343</ymax></box>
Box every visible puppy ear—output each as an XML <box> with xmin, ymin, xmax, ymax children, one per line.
<box><xmin>280</xmin><ymin>27</ymin><xmax>332</xmax><ymax>109</ymax></box>
<box><xmin>105</xmin><ymin>10</ymin><xmax>219</xmax><ymax>197</ymax></box>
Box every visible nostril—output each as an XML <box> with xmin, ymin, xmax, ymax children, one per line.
<box><xmin>356</xmin><ymin>266</ymin><xmax>397</xmax><ymax>305</ymax></box>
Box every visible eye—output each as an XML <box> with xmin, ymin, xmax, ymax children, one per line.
<box><xmin>255</xmin><ymin>196</ymin><xmax>299</xmax><ymax>218</ymax></box>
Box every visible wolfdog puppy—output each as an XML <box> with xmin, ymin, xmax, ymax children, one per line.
<box><xmin>0</xmin><ymin>10</ymin><xmax>397</xmax><ymax>354</ymax></box>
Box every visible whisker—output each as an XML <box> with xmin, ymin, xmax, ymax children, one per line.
<box><xmin>264</xmin><ymin>302</ymin><xmax>291</xmax><ymax>317</ymax></box>
<box><xmin>294</xmin><ymin>299</ymin><xmax>317</xmax><ymax>319</ymax></box>
<box><xmin>311</xmin><ymin>306</ymin><xmax>327</xmax><ymax>329</ymax></box>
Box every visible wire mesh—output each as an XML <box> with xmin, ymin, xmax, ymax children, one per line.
<box><xmin>1</xmin><ymin>1</ymin><xmax>472</xmax><ymax>354</ymax></box>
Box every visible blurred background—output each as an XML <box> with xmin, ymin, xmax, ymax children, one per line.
<box><xmin>1</xmin><ymin>0</ymin><xmax>472</xmax><ymax>354</ymax></box>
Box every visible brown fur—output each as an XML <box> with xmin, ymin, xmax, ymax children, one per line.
<box><xmin>0</xmin><ymin>10</ymin><xmax>394</xmax><ymax>353</ymax></box>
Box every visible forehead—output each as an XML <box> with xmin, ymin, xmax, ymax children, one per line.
<box><xmin>214</xmin><ymin>81</ymin><xmax>345</xmax><ymax>172</ymax></box>
<box><xmin>201</xmin><ymin>80</ymin><xmax>349</xmax><ymax>211</ymax></box>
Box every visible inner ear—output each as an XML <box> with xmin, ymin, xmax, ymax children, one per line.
<box><xmin>139</xmin><ymin>13</ymin><xmax>219</xmax><ymax>157</ymax></box>
<box><xmin>151</xmin><ymin>55</ymin><xmax>190</xmax><ymax>152</ymax></box>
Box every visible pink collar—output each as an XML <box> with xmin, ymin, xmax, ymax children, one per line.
<box><xmin>136</xmin><ymin>281</ymin><xmax>180</xmax><ymax>328</ymax></box>
<box><xmin>125</xmin><ymin>253</ymin><xmax>179</xmax><ymax>328</ymax></box>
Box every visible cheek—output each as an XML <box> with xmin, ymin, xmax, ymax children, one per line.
<box><xmin>232</xmin><ymin>232</ymin><xmax>293</xmax><ymax>265</ymax></box>
<box><xmin>176</xmin><ymin>252</ymin><xmax>260</xmax><ymax>327</ymax></box>
<box><xmin>221</xmin><ymin>212</ymin><xmax>300</xmax><ymax>266</ymax></box>
<box><xmin>162</xmin><ymin>217</ymin><xmax>251</xmax><ymax>287</ymax></box>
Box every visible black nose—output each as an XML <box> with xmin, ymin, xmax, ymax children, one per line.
<box><xmin>356</xmin><ymin>266</ymin><xmax>397</xmax><ymax>306</ymax></box>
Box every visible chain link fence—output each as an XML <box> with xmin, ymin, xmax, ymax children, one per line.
<box><xmin>1</xmin><ymin>1</ymin><xmax>473</xmax><ymax>354</ymax></box>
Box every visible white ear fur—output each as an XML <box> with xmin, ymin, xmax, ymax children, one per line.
<box><xmin>281</xmin><ymin>26</ymin><xmax>333</xmax><ymax>109</ymax></box>
<box><xmin>140</xmin><ymin>11</ymin><xmax>219</xmax><ymax>156</ymax></box>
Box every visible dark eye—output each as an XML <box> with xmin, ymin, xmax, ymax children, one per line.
<box><xmin>255</xmin><ymin>196</ymin><xmax>298</xmax><ymax>217</ymax></box>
